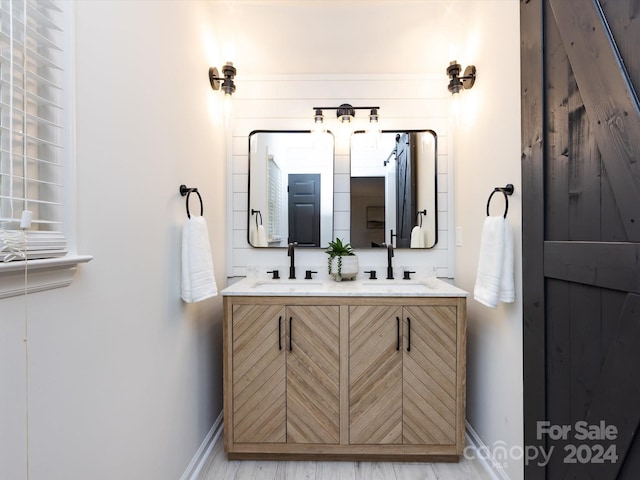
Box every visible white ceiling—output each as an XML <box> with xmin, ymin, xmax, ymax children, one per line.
<box><xmin>205</xmin><ymin>0</ymin><xmax>500</xmax><ymax>75</ymax></box>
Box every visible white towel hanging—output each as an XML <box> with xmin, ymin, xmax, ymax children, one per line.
<box><xmin>250</xmin><ymin>222</ymin><xmax>258</xmax><ymax>246</ymax></box>
<box><xmin>410</xmin><ymin>225</ymin><xmax>425</xmax><ymax>248</ymax></box>
<box><xmin>256</xmin><ymin>225</ymin><xmax>268</xmax><ymax>247</ymax></box>
<box><xmin>181</xmin><ymin>216</ymin><xmax>217</xmax><ymax>303</ymax></box>
<box><xmin>473</xmin><ymin>216</ymin><xmax>514</xmax><ymax>308</ymax></box>
<box><xmin>410</xmin><ymin>210</ymin><xmax>427</xmax><ymax>248</ymax></box>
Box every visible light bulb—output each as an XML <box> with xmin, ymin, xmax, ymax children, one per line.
<box><xmin>223</xmin><ymin>95</ymin><xmax>233</xmax><ymax>126</ymax></box>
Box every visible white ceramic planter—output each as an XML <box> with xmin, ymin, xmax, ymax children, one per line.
<box><xmin>330</xmin><ymin>255</ymin><xmax>359</xmax><ymax>281</ymax></box>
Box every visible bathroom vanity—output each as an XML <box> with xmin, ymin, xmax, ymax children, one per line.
<box><xmin>222</xmin><ymin>277</ymin><xmax>467</xmax><ymax>461</ymax></box>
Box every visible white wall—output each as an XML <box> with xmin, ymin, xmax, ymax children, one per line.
<box><xmin>215</xmin><ymin>2</ymin><xmax>523</xmax><ymax>479</ymax></box>
<box><xmin>1</xmin><ymin>2</ymin><xmax>523</xmax><ymax>479</ymax></box>
<box><xmin>453</xmin><ymin>2</ymin><xmax>523</xmax><ymax>479</ymax></box>
<box><xmin>228</xmin><ymin>74</ymin><xmax>455</xmax><ymax>280</ymax></box>
<box><xmin>0</xmin><ymin>2</ymin><xmax>227</xmax><ymax>479</ymax></box>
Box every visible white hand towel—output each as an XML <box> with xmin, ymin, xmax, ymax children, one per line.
<box><xmin>256</xmin><ymin>225</ymin><xmax>268</xmax><ymax>247</ymax></box>
<box><xmin>410</xmin><ymin>225</ymin><xmax>425</xmax><ymax>248</ymax></box>
<box><xmin>181</xmin><ymin>216</ymin><xmax>218</xmax><ymax>303</ymax></box>
<box><xmin>474</xmin><ymin>216</ymin><xmax>515</xmax><ymax>308</ymax></box>
<box><xmin>250</xmin><ymin>223</ymin><xmax>258</xmax><ymax>246</ymax></box>
<box><xmin>410</xmin><ymin>225</ymin><xmax>421</xmax><ymax>248</ymax></box>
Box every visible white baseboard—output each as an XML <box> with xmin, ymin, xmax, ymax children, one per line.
<box><xmin>182</xmin><ymin>414</ymin><xmax>512</xmax><ymax>480</ymax></box>
<box><xmin>180</xmin><ymin>411</ymin><xmax>224</xmax><ymax>480</ymax></box>
<box><xmin>465</xmin><ymin>421</ymin><xmax>511</xmax><ymax>480</ymax></box>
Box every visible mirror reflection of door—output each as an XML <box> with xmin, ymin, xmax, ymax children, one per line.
<box><xmin>288</xmin><ymin>173</ymin><xmax>321</xmax><ymax>247</ymax></box>
<box><xmin>248</xmin><ymin>131</ymin><xmax>334</xmax><ymax>248</ymax></box>
<box><xmin>395</xmin><ymin>133</ymin><xmax>417</xmax><ymax>248</ymax></box>
<box><xmin>350</xmin><ymin>133</ymin><xmax>417</xmax><ymax>248</ymax></box>
<box><xmin>350</xmin><ymin>130</ymin><xmax>437</xmax><ymax>249</ymax></box>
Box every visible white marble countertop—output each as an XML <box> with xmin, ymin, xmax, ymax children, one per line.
<box><xmin>221</xmin><ymin>276</ymin><xmax>469</xmax><ymax>297</ymax></box>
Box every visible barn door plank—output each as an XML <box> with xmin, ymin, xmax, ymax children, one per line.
<box><xmin>619</xmin><ymin>433</ymin><xmax>640</xmax><ymax>479</ymax></box>
<box><xmin>599</xmin><ymin>0</ymin><xmax>640</xmax><ymax>92</ymax></box>
<box><xmin>567</xmin><ymin>69</ymin><xmax>601</xmax><ymax>242</ymax></box>
<box><xmin>544</xmin><ymin>241</ymin><xmax>640</xmax><ymax>293</ymax></box>
<box><xmin>521</xmin><ymin>1</ymin><xmax>547</xmax><ymax>477</ymax></box>
<box><xmin>548</xmin><ymin>0</ymin><xmax>640</xmax><ymax>241</ymax></box>
<box><xmin>544</xmin><ymin>12</ymin><xmax>573</xmax><ymax>477</ymax></box>
<box><xmin>600</xmin><ymin>163</ymin><xmax>629</xmax><ymax>242</ymax></box>
<box><xmin>566</xmin><ymin>68</ymin><xmax>605</xmax><ymax>472</ymax></box>
<box><xmin>562</xmin><ymin>293</ymin><xmax>640</xmax><ymax>480</ymax></box>
<box><xmin>545</xmin><ymin>3</ymin><xmax>570</xmax><ymax>243</ymax></box>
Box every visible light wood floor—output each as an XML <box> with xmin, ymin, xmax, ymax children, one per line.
<box><xmin>198</xmin><ymin>434</ymin><xmax>495</xmax><ymax>480</ymax></box>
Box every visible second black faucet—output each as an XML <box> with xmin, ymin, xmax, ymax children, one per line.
<box><xmin>288</xmin><ymin>242</ymin><xmax>297</xmax><ymax>279</ymax></box>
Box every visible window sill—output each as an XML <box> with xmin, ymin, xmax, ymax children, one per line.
<box><xmin>0</xmin><ymin>255</ymin><xmax>93</xmax><ymax>299</ymax></box>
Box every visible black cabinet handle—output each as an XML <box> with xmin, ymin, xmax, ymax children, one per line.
<box><xmin>407</xmin><ymin>317</ymin><xmax>411</xmax><ymax>352</ymax></box>
<box><xmin>289</xmin><ymin>316</ymin><xmax>293</xmax><ymax>351</ymax></box>
<box><xmin>396</xmin><ymin>316</ymin><xmax>400</xmax><ymax>350</ymax></box>
<box><xmin>278</xmin><ymin>316</ymin><xmax>282</xmax><ymax>350</ymax></box>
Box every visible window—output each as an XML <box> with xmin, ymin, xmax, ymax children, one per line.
<box><xmin>0</xmin><ymin>0</ymin><xmax>90</xmax><ymax>298</ymax></box>
<box><xmin>267</xmin><ymin>156</ymin><xmax>282</xmax><ymax>243</ymax></box>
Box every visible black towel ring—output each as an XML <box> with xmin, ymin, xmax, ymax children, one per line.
<box><xmin>251</xmin><ymin>209</ymin><xmax>263</xmax><ymax>227</ymax></box>
<box><xmin>179</xmin><ymin>184</ymin><xmax>203</xmax><ymax>219</ymax></box>
<box><xmin>486</xmin><ymin>184</ymin><xmax>514</xmax><ymax>218</ymax></box>
<box><xmin>416</xmin><ymin>209</ymin><xmax>427</xmax><ymax>227</ymax></box>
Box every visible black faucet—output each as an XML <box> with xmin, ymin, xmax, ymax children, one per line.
<box><xmin>386</xmin><ymin>243</ymin><xmax>394</xmax><ymax>279</ymax></box>
<box><xmin>288</xmin><ymin>242</ymin><xmax>297</xmax><ymax>279</ymax></box>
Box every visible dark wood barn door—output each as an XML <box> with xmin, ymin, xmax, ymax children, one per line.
<box><xmin>522</xmin><ymin>0</ymin><xmax>640</xmax><ymax>479</ymax></box>
<box><xmin>395</xmin><ymin>133</ymin><xmax>416</xmax><ymax>248</ymax></box>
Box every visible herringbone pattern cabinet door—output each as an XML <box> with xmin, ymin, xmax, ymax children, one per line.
<box><xmin>232</xmin><ymin>304</ymin><xmax>286</xmax><ymax>443</ymax></box>
<box><xmin>403</xmin><ymin>306</ymin><xmax>457</xmax><ymax>445</ymax></box>
<box><xmin>287</xmin><ymin>305</ymin><xmax>340</xmax><ymax>444</ymax></box>
<box><xmin>349</xmin><ymin>305</ymin><xmax>403</xmax><ymax>444</ymax></box>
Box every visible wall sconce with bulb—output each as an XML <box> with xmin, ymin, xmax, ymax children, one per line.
<box><xmin>312</xmin><ymin>104</ymin><xmax>380</xmax><ymax>125</ymax></box>
<box><xmin>447</xmin><ymin>60</ymin><xmax>476</xmax><ymax>94</ymax></box>
<box><xmin>209</xmin><ymin>62</ymin><xmax>237</xmax><ymax>96</ymax></box>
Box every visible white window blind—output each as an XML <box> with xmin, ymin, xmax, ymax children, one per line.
<box><xmin>0</xmin><ymin>0</ymin><xmax>68</xmax><ymax>260</ymax></box>
<box><xmin>267</xmin><ymin>156</ymin><xmax>282</xmax><ymax>243</ymax></box>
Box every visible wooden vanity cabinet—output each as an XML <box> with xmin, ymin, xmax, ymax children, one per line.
<box><xmin>227</xmin><ymin>301</ymin><xmax>340</xmax><ymax>446</ymax></box>
<box><xmin>231</xmin><ymin>304</ymin><xmax>286</xmax><ymax>444</ymax></box>
<box><xmin>349</xmin><ymin>305</ymin><xmax>458</xmax><ymax>446</ymax></box>
<box><xmin>223</xmin><ymin>295</ymin><xmax>466</xmax><ymax>461</ymax></box>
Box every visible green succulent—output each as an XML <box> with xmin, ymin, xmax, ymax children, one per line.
<box><xmin>326</xmin><ymin>238</ymin><xmax>355</xmax><ymax>276</ymax></box>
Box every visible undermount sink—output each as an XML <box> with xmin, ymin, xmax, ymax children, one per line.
<box><xmin>248</xmin><ymin>279</ymin><xmax>435</xmax><ymax>294</ymax></box>
<box><xmin>358</xmin><ymin>281</ymin><xmax>432</xmax><ymax>293</ymax></box>
<box><xmin>249</xmin><ymin>280</ymin><xmax>325</xmax><ymax>292</ymax></box>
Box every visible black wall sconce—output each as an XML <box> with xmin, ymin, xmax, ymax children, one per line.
<box><xmin>312</xmin><ymin>104</ymin><xmax>380</xmax><ymax>125</ymax></box>
<box><xmin>447</xmin><ymin>60</ymin><xmax>476</xmax><ymax>94</ymax></box>
<box><xmin>209</xmin><ymin>62</ymin><xmax>237</xmax><ymax>96</ymax></box>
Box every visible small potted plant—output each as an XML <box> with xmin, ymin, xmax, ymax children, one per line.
<box><xmin>326</xmin><ymin>238</ymin><xmax>359</xmax><ymax>281</ymax></box>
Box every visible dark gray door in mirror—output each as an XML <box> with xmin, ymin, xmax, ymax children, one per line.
<box><xmin>350</xmin><ymin>130</ymin><xmax>437</xmax><ymax>249</ymax></box>
<box><xmin>248</xmin><ymin>131</ymin><xmax>334</xmax><ymax>248</ymax></box>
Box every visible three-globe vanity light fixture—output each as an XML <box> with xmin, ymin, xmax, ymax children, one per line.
<box><xmin>312</xmin><ymin>104</ymin><xmax>380</xmax><ymax>126</ymax></box>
